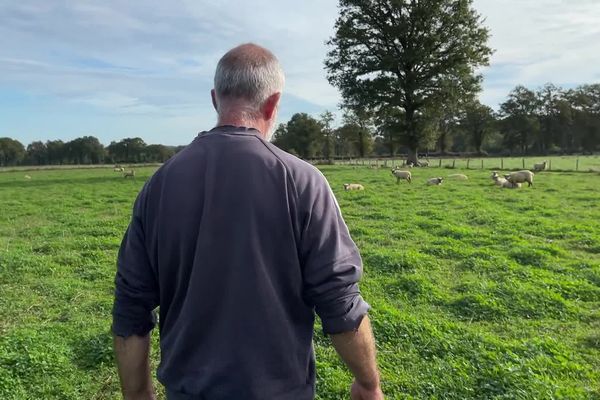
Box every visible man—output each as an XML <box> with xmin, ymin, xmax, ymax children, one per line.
<box><xmin>112</xmin><ymin>43</ymin><xmax>383</xmax><ymax>400</ymax></box>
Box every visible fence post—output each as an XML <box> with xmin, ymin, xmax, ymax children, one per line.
<box><xmin>522</xmin><ymin>158</ymin><xmax>525</xmax><ymax>169</ymax></box>
<box><xmin>576</xmin><ymin>158</ymin><xmax>579</xmax><ymax>171</ymax></box>
<box><xmin>452</xmin><ymin>159</ymin><xmax>456</xmax><ymax>168</ymax></box>
<box><xmin>501</xmin><ymin>158</ymin><xmax>504</xmax><ymax>169</ymax></box>
<box><xmin>467</xmin><ymin>159</ymin><xmax>470</xmax><ymax>169</ymax></box>
<box><xmin>549</xmin><ymin>159</ymin><xmax>552</xmax><ymax>171</ymax></box>
<box><xmin>481</xmin><ymin>159</ymin><xmax>484</xmax><ymax>169</ymax></box>
<box><xmin>439</xmin><ymin>158</ymin><xmax>442</xmax><ymax>168</ymax></box>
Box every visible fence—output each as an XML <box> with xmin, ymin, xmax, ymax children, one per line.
<box><xmin>324</xmin><ymin>155</ymin><xmax>600</xmax><ymax>172</ymax></box>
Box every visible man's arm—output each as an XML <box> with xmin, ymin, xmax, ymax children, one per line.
<box><xmin>330</xmin><ymin>316</ymin><xmax>383</xmax><ymax>399</ymax></box>
<box><xmin>296</xmin><ymin>169</ymin><xmax>382</xmax><ymax>398</ymax></box>
<box><xmin>114</xmin><ymin>334</ymin><xmax>156</xmax><ymax>400</ymax></box>
<box><xmin>112</xmin><ymin>185</ymin><xmax>159</xmax><ymax>399</ymax></box>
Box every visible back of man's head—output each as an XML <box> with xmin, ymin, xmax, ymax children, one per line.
<box><xmin>214</xmin><ymin>43</ymin><xmax>284</xmax><ymax>111</ymax></box>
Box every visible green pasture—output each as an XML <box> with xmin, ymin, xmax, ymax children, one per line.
<box><xmin>0</xmin><ymin>165</ymin><xmax>599</xmax><ymax>399</ymax></box>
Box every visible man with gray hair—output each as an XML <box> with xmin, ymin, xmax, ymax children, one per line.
<box><xmin>112</xmin><ymin>43</ymin><xmax>383</xmax><ymax>400</ymax></box>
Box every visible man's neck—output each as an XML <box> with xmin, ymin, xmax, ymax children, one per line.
<box><xmin>216</xmin><ymin>115</ymin><xmax>266</xmax><ymax>139</ymax></box>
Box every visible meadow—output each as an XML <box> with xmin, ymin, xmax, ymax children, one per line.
<box><xmin>0</xmin><ymin>165</ymin><xmax>599</xmax><ymax>399</ymax></box>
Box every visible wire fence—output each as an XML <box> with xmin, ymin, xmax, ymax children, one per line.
<box><xmin>322</xmin><ymin>155</ymin><xmax>600</xmax><ymax>172</ymax></box>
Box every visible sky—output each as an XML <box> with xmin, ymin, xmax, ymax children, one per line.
<box><xmin>1</xmin><ymin>0</ymin><xmax>599</xmax><ymax>146</ymax></box>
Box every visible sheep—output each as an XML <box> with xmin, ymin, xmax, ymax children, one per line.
<box><xmin>417</xmin><ymin>160</ymin><xmax>430</xmax><ymax>167</ymax></box>
<box><xmin>343</xmin><ymin>183</ymin><xmax>364</xmax><ymax>191</ymax></box>
<box><xmin>114</xmin><ymin>167</ymin><xmax>125</xmax><ymax>172</ymax></box>
<box><xmin>426</xmin><ymin>177</ymin><xmax>443</xmax><ymax>186</ymax></box>
<box><xmin>491</xmin><ymin>171</ymin><xmax>507</xmax><ymax>187</ymax></box>
<box><xmin>391</xmin><ymin>168</ymin><xmax>412</xmax><ymax>184</ymax></box>
<box><xmin>447</xmin><ymin>174</ymin><xmax>469</xmax><ymax>180</ymax></box>
<box><xmin>24</xmin><ymin>175</ymin><xmax>31</xmax><ymax>180</ymax></box>
<box><xmin>504</xmin><ymin>170</ymin><xmax>534</xmax><ymax>187</ymax></box>
<box><xmin>501</xmin><ymin>180</ymin><xmax>522</xmax><ymax>189</ymax></box>
<box><xmin>123</xmin><ymin>170</ymin><xmax>136</xmax><ymax>178</ymax></box>
<box><xmin>402</xmin><ymin>161</ymin><xmax>414</xmax><ymax>168</ymax></box>
<box><xmin>533</xmin><ymin>161</ymin><xmax>547</xmax><ymax>172</ymax></box>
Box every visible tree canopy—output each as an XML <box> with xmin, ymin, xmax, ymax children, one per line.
<box><xmin>325</xmin><ymin>0</ymin><xmax>493</xmax><ymax>162</ymax></box>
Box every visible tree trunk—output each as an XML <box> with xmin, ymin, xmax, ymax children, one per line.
<box><xmin>407</xmin><ymin>147</ymin><xmax>418</xmax><ymax>165</ymax></box>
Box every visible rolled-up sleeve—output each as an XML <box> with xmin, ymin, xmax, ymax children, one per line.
<box><xmin>112</xmin><ymin>186</ymin><xmax>159</xmax><ymax>337</ymax></box>
<box><xmin>299</xmin><ymin>170</ymin><xmax>370</xmax><ymax>334</ymax></box>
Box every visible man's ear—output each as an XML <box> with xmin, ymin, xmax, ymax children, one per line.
<box><xmin>211</xmin><ymin>89</ymin><xmax>218</xmax><ymax>112</ymax></box>
<box><xmin>261</xmin><ymin>92</ymin><xmax>281</xmax><ymax>121</ymax></box>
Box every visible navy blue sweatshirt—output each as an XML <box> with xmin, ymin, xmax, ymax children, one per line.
<box><xmin>112</xmin><ymin>126</ymin><xmax>369</xmax><ymax>399</ymax></box>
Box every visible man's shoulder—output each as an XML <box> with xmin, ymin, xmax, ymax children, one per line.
<box><xmin>262</xmin><ymin>142</ymin><xmax>324</xmax><ymax>184</ymax></box>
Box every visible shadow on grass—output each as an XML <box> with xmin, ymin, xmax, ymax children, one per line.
<box><xmin>71</xmin><ymin>331</ymin><xmax>114</xmax><ymax>371</ymax></box>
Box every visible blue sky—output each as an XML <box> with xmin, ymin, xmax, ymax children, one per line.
<box><xmin>1</xmin><ymin>0</ymin><xmax>599</xmax><ymax>146</ymax></box>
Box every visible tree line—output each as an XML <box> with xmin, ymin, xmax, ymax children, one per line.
<box><xmin>0</xmin><ymin>136</ymin><xmax>183</xmax><ymax>167</ymax></box>
<box><xmin>2</xmin><ymin>80</ymin><xmax>598</xmax><ymax>167</ymax></box>
<box><xmin>271</xmin><ymin>83</ymin><xmax>600</xmax><ymax>159</ymax></box>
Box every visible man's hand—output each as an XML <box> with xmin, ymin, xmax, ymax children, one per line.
<box><xmin>114</xmin><ymin>334</ymin><xmax>156</xmax><ymax>400</ymax></box>
<box><xmin>351</xmin><ymin>379</ymin><xmax>384</xmax><ymax>400</ymax></box>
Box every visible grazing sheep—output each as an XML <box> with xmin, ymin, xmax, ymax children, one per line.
<box><xmin>426</xmin><ymin>177</ymin><xmax>443</xmax><ymax>186</ymax></box>
<box><xmin>417</xmin><ymin>160</ymin><xmax>429</xmax><ymax>167</ymax></box>
<box><xmin>114</xmin><ymin>167</ymin><xmax>125</xmax><ymax>172</ymax></box>
<box><xmin>402</xmin><ymin>161</ymin><xmax>414</xmax><ymax>168</ymax></box>
<box><xmin>448</xmin><ymin>174</ymin><xmax>469</xmax><ymax>180</ymax></box>
<box><xmin>504</xmin><ymin>170</ymin><xmax>534</xmax><ymax>187</ymax></box>
<box><xmin>123</xmin><ymin>170</ymin><xmax>136</xmax><ymax>178</ymax></box>
<box><xmin>391</xmin><ymin>168</ymin><xmax>412</xmax><ymax>184</ymax></box>
<box><xmin>533</xmin><ymin>161</ymin><xmax>547</xmax><ymax>172</ymax></box>
<box><xmin>343</xmin><ymin>183</ymin><xmax>364</xmax><ymax>191</ymax></box>
<box><xmin>24</xmin><ymin>175</ymin><xmax>31</xmax><ymax>180</ymax></box>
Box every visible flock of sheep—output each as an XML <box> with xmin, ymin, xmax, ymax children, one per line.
<box><xmin>343</xmin><ymin>160</ymin><xmax>545</xmax><ymax>191</ymax></box>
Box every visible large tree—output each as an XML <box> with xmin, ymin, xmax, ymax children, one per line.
<box><xmin>325</xmin><ymin>0</ymin><xmax>492</xmax><ymax>164</ymax></box>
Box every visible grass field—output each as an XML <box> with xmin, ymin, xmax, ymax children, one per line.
<box><xmin>0</xmin><ymin>166</ymin><xmax>599</xmax><ymax>399</ymax></box>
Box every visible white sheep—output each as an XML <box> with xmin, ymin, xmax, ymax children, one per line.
<box><xmin>391</xmin><ymin>168</ymin><xmax>412</xmax><ymax>184</ymax></box>
<box><xmin>24</xmin><ymin>175</ymin><xmax>31</xmax><ymax>180</ymax></box>
<box><xmin>123</xmin><ymin>170</ymin><xmax>136</xmax><ymax>178</ymax></box>
<box><xmin>417</xmin><ymin>160</ymin><xmax>430</xmax><ymax>167</ymax></box>
<box><xmin>114</xmin><ymin>167</ymin><xmax>125</xmax><ymax>172</ymax></box>
<box><xmin>426</xmin><ymin>177</ymin><xmax>443</xmax><ymax>185</ymax></box>
<box><xmin>343</xmin><ymin>183</ymin><xmax>364</xmax><ymax>191</ymax></box>
<box><xmin>504</xmin><ymin>170</ymin><xmax>534</xmax><ymax>187</ymax></box>
<box><xmin>533</xmin><ymin>161</ymin><xmax>547</xmax><ymax>172</ymax></box>
<box><xmin>502</xmin><ymin>180</ymin><xmax>522</xmax><ymax>189</ymax></box>
<box><xmin>447</xmin><ymin>174</ymin><xmax>468</xmax><ymax>180</ymax></box>
<box><xmin>491</xmin><ymin>172</ymin><xmax>507</xmax><ymax>187</ymax></box>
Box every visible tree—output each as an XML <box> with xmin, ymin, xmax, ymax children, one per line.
<box><xmin>460</xmin><ymin>101</ymin><xmax>495</xmax><ymax>154</ymax></box>
<box><xmin>46</xmin><ymin>140</ymin><xmax>66</xmax><ymax>165</ymax></box>
<box><xmin>320</xmin><ymin>111</ymin><xmax>336</xmax><ymax>161</ymax></box>
<box><xmin>0</xmin><ymin>137</ymin><xmax>25</xmax><ymax>166</ymax></box>
<box><xmin>65</xmin><ymin>136</ymin><xmax>105</xmax><ymax>164</ymax></box>
<box><xmin>272</xmin><ymin>113</ymin><xmax>324</xmax><ymax>158</ymax></box>
<box><xmin>340</xmin><ymin>109</ymin><xmax>374</xmax><ymax>157</ymax></box>
<box><xmin>145</xmin><ymin>144</ymin><xmax>175</xmax><ymax>162</ymax></box>
<box><xmin>325</xmin><ymin>0</ymin><xmax>492</xmax><ymax>164</ymax></box>
<box><xmin>499</xmin><ymin>86</ymin><xmax>540</xmax><ymax>154</ymax></box>
<box><xmin>107</xmin><ymin>137</ymin><xmax>147</xmax><ymax>163</ymax></box>
<box><xmin>26</xmin><ymin>141</ymin><xmax>48</xmax><ymax>165</ymax></box>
